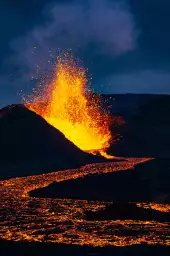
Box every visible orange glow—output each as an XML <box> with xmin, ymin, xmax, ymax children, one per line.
<box><xmin>24</xmin><ymin>52</ymin><xmax>113</xmax><ymax>156</ymax></box>
<box><xmin>1</xmin><ymin>157</ymin><xmax>160</xmax><ymax>247</ymax></box>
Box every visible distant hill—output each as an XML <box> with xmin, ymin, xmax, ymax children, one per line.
<box><xmin>106</xmin><ymin>94</ymin><xmax>170</xmax><ymax>158</ymax></box>
<box><xmin>0</xmin><ymin>105</ymin><xmax>103</xmax><ymax>179</ymax></box>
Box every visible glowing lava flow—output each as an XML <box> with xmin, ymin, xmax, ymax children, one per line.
<box><xmin>24</xmin><ymin>53</ymin><xmax>113</xmax><ymax>156</ymax></box>
<box><xmin>2</xmin><ymin>157</ymin><xmax>169</xmax><ymax>247</ymax></box>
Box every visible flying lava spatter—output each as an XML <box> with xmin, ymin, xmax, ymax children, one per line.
<box><xmin>24</xmin><ymin>52</ymin><xmax>114</xmax><ymax>157</ymax></box>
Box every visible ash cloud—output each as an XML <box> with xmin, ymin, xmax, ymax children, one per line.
<box><xmin>0</xmin><ymin>0</ymin><xmax>138</xmax><ymax>105</ymax></box>
<box><xmin>11</xmin><ymin>0</ymin><xmax>137</xmax><ymax>57</ymax></box>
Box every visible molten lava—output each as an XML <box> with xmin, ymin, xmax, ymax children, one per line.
<box><xmin>24</xmin><ymin>53</ymin><xmax>112</xmax><ymax>156</ymax></box>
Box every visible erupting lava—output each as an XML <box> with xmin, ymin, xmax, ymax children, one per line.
<box><xmin>24</xmin><ymin>52</ymin><xmax>113</xmax><ymax>156</ymax></box>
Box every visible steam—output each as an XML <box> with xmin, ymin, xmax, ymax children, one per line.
<box><xmin>1</xmin><ymin>0</ymin><xmax>138</xmax><ymax>104</ymax></box>
<box><xmin>10</xmin><ymin>0</ymin><xmax>137</xmax><ymax>59</ymax></box>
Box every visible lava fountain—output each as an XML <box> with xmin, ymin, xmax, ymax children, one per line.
<box><xmin>24</xmin><ymin>52</ymin><xmax>114</xmax><ymax>157</ymax></box>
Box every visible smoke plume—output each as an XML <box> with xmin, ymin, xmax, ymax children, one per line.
<box><xmin>1</xmin><ymin>0</ymin><xmax>138</xmax><ymax>104</ymax></box>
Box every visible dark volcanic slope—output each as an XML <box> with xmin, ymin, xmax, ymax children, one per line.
<box><xmin>0</xmin><ymin>105</ymin><xmax>103</xmax><ymax>178</ymax></box>
<box><xmin>1</xmin><ymin>94</ymin><xmax>170</xmax><ymax>177</ymax></box>
<box><xmin>1</xmin><ymin>240</ymin><xmax>170</xmax><ymax>256</ymax></box>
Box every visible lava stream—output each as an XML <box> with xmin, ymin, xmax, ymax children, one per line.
<box><xmin>1</xmin><ymin>157</ymin><xmax>163</xmax><ymax>247</ymax></box>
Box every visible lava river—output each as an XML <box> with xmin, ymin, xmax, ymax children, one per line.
<box><xmin>1</xmin><ymin>157</ymin><xmax>170</xmax><ymax>247</ymax></box>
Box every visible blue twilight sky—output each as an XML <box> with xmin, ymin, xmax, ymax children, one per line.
<box><xmin>0</xmin><ymin>0</ymin><xmax>170</xmax><ymax>106</ymax></box>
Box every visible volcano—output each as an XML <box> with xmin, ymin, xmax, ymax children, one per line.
<box><xmin>0</xmin><ymin>104</ymin><xmax>104</xmax><ymax>179</ymax></box>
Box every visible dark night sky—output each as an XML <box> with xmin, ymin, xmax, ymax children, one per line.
<box><xmin>0</xmin><ymin>0</ymin><xmax>170</xmax><ymax>106</ymax></box>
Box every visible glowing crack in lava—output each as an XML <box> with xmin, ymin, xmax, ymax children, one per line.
<box><xmin>24</xmin><ymin>53</ymin><xmax>113</xmax><ymax>157</ymax></box>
